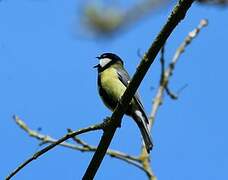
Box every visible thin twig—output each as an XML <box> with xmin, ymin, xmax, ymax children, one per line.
<box><xmin>150</xmin><ymin>18</ymin><xmax>208</xmax><ymax>127</ymax></box>
<box><xmin>162</xmin><ymin>19</ymin><xmax>208</xmax><ymax>101</ymax></box>
<box><xmin>139</xmin><ymin>18</ymin><xmax>208</xmax><ymax>180</ymax></box>
<box><xmin>6</xmin><ymin>115</ymin><xmax>104</xmax><ymax>180</ymax></box>
<box><xmin>160</xmin><ymin>45</ymin><xmax>165</xmax><ymax>84</ymax></box>
<box><xmin>66</xmin><ymin>129</ymin><xmax>139</xmax><ymax>162</ymax></box>
<box><xmin>7</xmin><ymin>116</ymin><xmax>145</xmax><ymax>178</ymax></box>
<box><xmin>165</xmin><ymin>86</ymin><xmax>178</xmax><ymax>99</ymax></box>
<box><xmin>66</xmin><ymin>129</ymin><xmax>152</xmax><ymax>174</ymax></box>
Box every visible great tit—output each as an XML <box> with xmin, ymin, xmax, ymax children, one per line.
<box><xmin>94</xmin><ymin>53</ymin><xmax>153</xmax><ymax>153</ymax></box>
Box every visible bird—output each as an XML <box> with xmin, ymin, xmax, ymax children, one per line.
<box><xmin>94</xmin><ymin>52</ymin><xmax>153</xmax><ymax>153</ymax></box>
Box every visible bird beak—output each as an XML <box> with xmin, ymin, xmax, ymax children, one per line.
<box><xmin>93</xmin><ymin>56</ymin><xmax>100</xmax><ymax>68</ymax></box>
<box><xmin>93</xmin><ymin>64</ymin><xmax>99</xmax><ymax>68</ymax></box>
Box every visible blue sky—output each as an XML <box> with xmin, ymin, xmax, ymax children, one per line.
<box><xmin>1</xmin><ymin>1</ymin><xmax>228</xmax><ymax>180</ymax></box>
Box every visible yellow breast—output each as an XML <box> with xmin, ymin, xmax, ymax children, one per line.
<box><xmin>100</xmin><ymin>67</ymin><xmax>126</xmax><ymax>102</ymax></box>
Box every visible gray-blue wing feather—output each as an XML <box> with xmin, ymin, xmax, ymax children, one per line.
<box><xmin>116</xmin><ymin>68</ymin><xmax>149</xmax><ymax>124</ymax></box>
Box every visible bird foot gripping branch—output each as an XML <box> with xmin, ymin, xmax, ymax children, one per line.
<box><xmin>102</xmin><ymin>116</ymin><xmax>122</xmax><ymax>131</ymax></box>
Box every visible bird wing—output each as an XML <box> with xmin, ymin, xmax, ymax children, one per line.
<box><xmin>116</xmin><ymin>68</ymin><xmax>149</xmax><ymax>124</ymax></box>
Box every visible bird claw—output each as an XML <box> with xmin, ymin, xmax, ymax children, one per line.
<box><xmin>103</xmin><ymin>116</ymin><xmax>121</xmax><ymax>128</ymax></box>
<box><xmin>103</xmin><ymin>117</ymin><xmax>111</xmax><ymax>123</ymax></box>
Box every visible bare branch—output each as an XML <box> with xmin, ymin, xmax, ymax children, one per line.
<box><xmin>165</xmin><ymin>86</ymin><xmax>178</xmax><ymax>99</ymax></box>
<box><xmin>150</xmin><ymin>19</ymin><xmax>208</xmax><ymax>127</ymax></box>
<box><xmin>66</xmin><ymin>129</ymin><xmax>140</xmax><ymax>163</ymax></box>
<box><xmin>160</xmin><ymin>45</ymin><xmax>166</xmax><ymax>84</ymax></box>
<box><xmin>8</xmin><ymin>116</ymin><xmax>147</xmax><ymax>178</ymax></box>
<box><xmin>83</xmin><ymin>0</ymin><xmax>194</xmax><ymax>179</ymax></box>
<box><xmin>66</xmin><ymin>129</ymin><xmax>153</xmax><ymax>175</ymax></box>
<box><xmin>138</xmin><ymin>18</ymin><xmax>208</xmax><ymax>180</ymax></box>
<box><xmin>6</xmin><ymin>115</ymin><xmax>104</xmax><ymax>180</ymax></box>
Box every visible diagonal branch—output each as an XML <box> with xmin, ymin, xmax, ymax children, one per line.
<box><xmin>83</xmin><ymin>0</ymin><xmax>194</xmax><ymax>179</ymax></box>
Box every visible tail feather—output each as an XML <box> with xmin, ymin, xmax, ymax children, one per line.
<box><xmin>133</xmin><ymin>110</ymin><xmax>153</xmax><ymax>153</ymax></box>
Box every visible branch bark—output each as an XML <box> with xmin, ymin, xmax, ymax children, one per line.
<box><xmin>83</xmin><ymin>0</ymin><xmax>194</xmax><ymax>179</ymax></box>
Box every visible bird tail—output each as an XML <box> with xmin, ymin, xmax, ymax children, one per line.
<box><xmin>132</xmin><ymin>110</ymin><xmax>153</xmax><ymax>153</ymax></box>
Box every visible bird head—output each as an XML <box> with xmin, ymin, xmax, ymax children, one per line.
<box><xmin>93</xmin><ymin>53</ymin><xmax>123</xmax><ymax>69</ymax></box>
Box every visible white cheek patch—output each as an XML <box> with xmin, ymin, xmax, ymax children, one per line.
<box><xmin>100</xmin><ymin>58</ymin><xmax>112</xmax><ymax>68</ymax></box>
